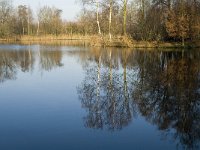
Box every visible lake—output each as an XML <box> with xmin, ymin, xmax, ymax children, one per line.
<box><xmin>0</xmin><ymin>44</ymin><xmax>200</xmax><ymax>150</ymax></box>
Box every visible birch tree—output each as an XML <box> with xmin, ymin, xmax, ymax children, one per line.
<box><xmin>81</xmin><ymin>0</ymin><xmax>102</xmax><ymax>35</ymax></box>
<box><xmin>109</xmin><ymin>0</ymin><xmax>113</xmax><ymax>40</ymax></box>
<box><xmin>123</xmin><ymin>0</ymin><xmax>128</xmax><ymax>35</ymax></box>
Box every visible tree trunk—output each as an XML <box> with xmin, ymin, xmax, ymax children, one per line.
<box><xmin>37</xmin><ymin>21</ymin><xmax>40</xmax><ymax>36</ymax></box>
<box><xmin>167</xmin><ymin>0</ymin><xmax>171</xmax><ymax>10</ymax></box>
<box><xmin>141</xmin><ymin>0</ymin><xmax>145</xmax><ymax>20</ymax></box>
<box><xmin>109</xmin><ymin>0</ymin><xmax>113</xmax><ymax>41</ymax></box>
<box><xmin>96</xmin><ymin>0</ymin><xmax>101</xmax><ymax>35</ymax></box>
<box><xmin>28</xmin><ymin>13</ymin><xmax>30</xmax><ymax>35</ymax></box>
<box><xmin>123</xmin><ymin>0</ymin><xmax>127</xmax><ymax>35</ymax></box>
<box><xmin>23</xmin><ymin>27</ymin><xmax>25</xmax><ymax>35</ymax></box>
<box><xmin>182</xmin><ymin>37</ymin><xmax>185</xmax><ymax>47</ymax></box>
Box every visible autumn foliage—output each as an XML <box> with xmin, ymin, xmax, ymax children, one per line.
<box><xmin>0</xmin><ymin>0</ymin><xmax>200</xmax><ymax>44</ymax></box>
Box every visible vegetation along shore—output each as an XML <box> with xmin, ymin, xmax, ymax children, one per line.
<box><xmin>0</xmin><ymin>0</ymin><xmax>200</xmax><ymax>48</ymax></box>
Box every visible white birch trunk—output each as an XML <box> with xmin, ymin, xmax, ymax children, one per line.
<box><xmin>96</xmin><ymin>0</ymin><xmax>101</xmax><ymax>35</ymax></box>
<box><xmin>109</xmin><ymin>0</ymin><xmax>113</xmax><ymax>41</ymax></box>
<box><xmin>37</xmin><ymin>20</ymin><xmax>40</xmax><ymax>36</ymax></box>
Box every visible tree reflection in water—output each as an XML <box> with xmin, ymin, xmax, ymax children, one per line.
<box><xmin>77</xmin><ymin>48</ymin><xmax>138</xmax><ymax>130</ymax></box>
<box><xmin>0</xmin><ymin>48</ymin><xmax>63</xmax><ymax>82</ymax></box>
<box><xmin>76</xmin><ymin>48</ymin><xmax>200</xmax><ymax>149</ymax></box>
<box><xmin>39</xmin><ymin>47</ymin><xmax>63</xmax><ymax>71</ymax></box>
<box><xmin>1</xmin><ymin>46</ymin><xmax>200</xmax><ymax>149</ymax></box>
<box><xmin>0</xmin><ymin>50</ymin><xmax>34</xmax><ymax>82</ymax></box>
<box><xmin>133</xmin><ymin>51</ymin><xmax>200</xmax><ymax>149</ymax></box>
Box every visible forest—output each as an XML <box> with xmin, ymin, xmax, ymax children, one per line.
<box><xmin>0</xmin><ymin>0</ymin><xmax>200</xmax><ymax>46</ymax></box>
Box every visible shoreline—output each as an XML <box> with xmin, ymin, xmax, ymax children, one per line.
<box><xmin>0</xmin><ymin>35</ymin><xmax>199</xmax><ymax>49</ymax></box>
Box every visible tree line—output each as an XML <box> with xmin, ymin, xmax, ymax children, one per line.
<box><xmin>79</xmin><ymin>0</ymin><xmax>200</xmax><ymax>44</ymax></box>
<box><xmin>0</xmin><ymin>0</ymin><xmax>65</xmax><ymax>37</ymax></box>
<box><xmin>0</xmin><ymin>0</ymin><xmax>200</xmax><ymax>44</ymax></box>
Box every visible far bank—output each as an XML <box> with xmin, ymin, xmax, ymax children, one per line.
<box><xmin>0</xmin><ymin>35</ymin><xmax>200</xmax><ymax>49</ymax></box>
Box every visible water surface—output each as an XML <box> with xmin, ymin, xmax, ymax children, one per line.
<box><xmin>0</xmin><ymin>44</ymin><xmax>200</xmax><ymax>150</ymax></box>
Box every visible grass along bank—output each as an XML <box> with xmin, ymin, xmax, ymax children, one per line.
<box><xmin>0</xmin><ymin>35</ymin><xmax>200</xmax><ymax>48</ymax></box>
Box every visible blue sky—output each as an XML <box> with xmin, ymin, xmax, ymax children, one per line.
<box><xmin>13</xmin><ymin>0</ymin><xmax>81</xmax><ymax>20</ymax></box>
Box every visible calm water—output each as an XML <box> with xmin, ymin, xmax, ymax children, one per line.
<box><xmin>0</xmin><ymin>44</ymin><xmax>200</xmax><ymax>150</ymax></box>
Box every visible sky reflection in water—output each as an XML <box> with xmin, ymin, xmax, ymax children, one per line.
<box><xmin>0</xmin><ymin>44</ymin><xmax>200</xmax><ymax>150</ymax></box>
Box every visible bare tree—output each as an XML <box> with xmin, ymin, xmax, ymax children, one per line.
<box><xmin>109</xmin><ymin>0</ymin><xmax>113</xmax><ymax>40</ymax></box>
<box><xmin>81</xmin><ymin>0</ymin><xmax>102</xmax><ymax>35</ymax></box>
<box><xmin>0</xmin><ymin>0</ymin><xmax>13</xmax><ymax>37</ymax></box>
<box><xmin>123</xmin><ymin>0</ymin><xmax>128</xmax><ymax>35</ymax></box>
<box><xmin>18</xmin><ymin>5</ymin><xmax>28</xmax><ymax>35</ymax></box>
<box><xmin>37</xmin><ymin>6</ymin><xmax>63</xmax><ymax>35</ymax></box>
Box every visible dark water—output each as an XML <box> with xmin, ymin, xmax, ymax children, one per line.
<box><xmin>0</xmin><ymin>44</ymin><xmax>200</xmax><ymax>150</ymax></box>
